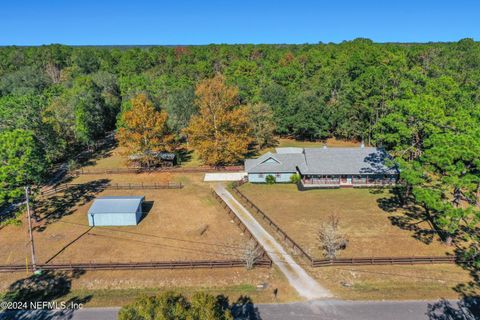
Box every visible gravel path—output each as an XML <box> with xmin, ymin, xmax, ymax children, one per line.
<box><xmin>214</xmin><ymin>184</ymin><xmax>331</xmax><ymax>300</ymax></box>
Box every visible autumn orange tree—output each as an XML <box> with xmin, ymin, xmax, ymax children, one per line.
<box><xmin>185</xmin><ymin>75</ymin><xmax>253</xmax><ymax>166</ymax></box>
<box><xmin>117</xmin><ymin>94</ymin><xmax>174</xmax><ymax>167</ymax></box>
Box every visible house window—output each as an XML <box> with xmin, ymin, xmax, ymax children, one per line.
<box><xmin>276</xmin><ymin>173</ymin><xmax>281</xmax><ymax>178</ymax></box>
<box><xmin>258</xmin><ymin>174</ymin><xmax>264</xmax><ymax>178</ymax></box>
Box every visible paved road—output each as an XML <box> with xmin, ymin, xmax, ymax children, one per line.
<box><xmin>214</xmin><ymin>184</ymin><xmax>331</xmax><ymax>300</ymax></box>
<box><xmin>2</xmin><ymin>299</ymin><xmax>476</xmax><ymax>320</ymax></box>
<box><xmin>257</xmin><ymin>299</ymin><xmax>477</xmax><ymax>320</ymax></box>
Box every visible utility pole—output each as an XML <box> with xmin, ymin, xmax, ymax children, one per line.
<box><xmin>25</xmin><ymin>186</ymin><xmax>37</xmax><ymax>271</ymax></box>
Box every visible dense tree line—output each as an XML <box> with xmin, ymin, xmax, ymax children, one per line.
<box><xmin>0</xmin><ymin>40</ymin><xmax>479</xmax><ymax>251</ymax></box>
<box><xmin>1</xmin><ymin>40</ymin><xmax>478</xmax><ymax>148</ymax></box>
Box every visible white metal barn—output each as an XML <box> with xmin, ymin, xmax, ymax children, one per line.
<box><xmin>87</xmin><ymin>196</ymin><xmax>145</xmax><ymax>226</ymax></box>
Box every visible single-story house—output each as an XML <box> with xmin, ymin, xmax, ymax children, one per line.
<box><xmin>88</xmin><ymin>196</ymin><xmax>145</xmax><ymax>226</ymax></box>
<box><xmin>245</xmin><ymin>145</ymin><xmax>398</xmax><ymax>188</ymax></box>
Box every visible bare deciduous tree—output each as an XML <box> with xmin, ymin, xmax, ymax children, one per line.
<box><xmin>244</xmin><ymin>241</ymin><xmax>262</xmax><ymax>270</ymax></box>
<box><xmin>45</xmin><ymin>62</ymin><xmax>61</xmax><ymax>84</ymax></box>
<box><xmin>317</xmin><ymin>215</ymin><xmax>348</xmax><ymax>259</ymax></box>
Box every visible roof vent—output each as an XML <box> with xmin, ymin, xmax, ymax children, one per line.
<box><xmin>323</xmin><ymin>144</ymin><xmax>328</xmax><ymax>149</ymax></box>
<box><xmin>360</xmin><ymin>141</ymin><xmax>365</xmax><ymax>148</ymax></box>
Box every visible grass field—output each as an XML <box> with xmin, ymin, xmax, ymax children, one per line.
<box><xmin>236</xmin><ymin>183</ymin><xmax>474</xmax><ymax>300</ymax></box>
<box><xmin>0</xmin><ymin>170</ymin><xmax>300</xmax><ymax>305</ymax></box>
<box><xmin>0</xmin><ymin>267</ymin><xmax>299</xmax><ymax>305</ymax></box>
<box><xmin>311</xmin><ymin>264</ymin><xmax>471</xmax><ymax>300</ymax></box>
<box><xmin>79</xmin><ymin>137</ymin><xmax>360</xmax><ymax>170</ymax></box>
<box><xmin>238</xmin><ymin>184</ymin><xmax>452</xmax><ymax>258</ymax></box>
<box><xmin>269</xmin><ymin>137</ymin><xmax>362</xmax><ymax>150</ymax></box>
<box><xmin>0</xmin><ymin>173</ymin><xmax>249</xmax><ymax>265</ymax></box>
<box><xmin>79</xmin><ymin>145</ymin><xmax>203</xmax><ymax>169</ymax></box>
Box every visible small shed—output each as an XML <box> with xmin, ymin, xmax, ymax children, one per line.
<box><xmin>87</xmin><ymin>196</ymin><xmax>145</xmax><ymax>226</ymax></box>
<box><xmin>128</xmin><ymin>151</ymin><xmax>177</xmax><ymax>167</ymax></box>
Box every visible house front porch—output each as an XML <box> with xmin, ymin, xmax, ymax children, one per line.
<box><xmin>301</xmin><ymin>174</ymin><xmax>396</xmax><ymax>188</ymax></box>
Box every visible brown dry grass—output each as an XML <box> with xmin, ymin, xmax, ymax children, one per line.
<box><xmin>0</xmin><ymin>266</ymin><xmax>299</xmax><ymax>305</ymax></box>
<box><xmin>238</xmin><ymin>184</ymin><xmax>452</xmax><ymax>258</ymax></box>
<box><xmin>0</xmin><ymin>174</ymin><xmax>248</xmax><ymax>265</ymax></box>
<box><xmin>260</xmin><ymin>137</ymin><xmax>362</xmax><ymax>155</ymax></box>
<box><xmin>310</xmin><ymin>264</ymin><xmax>471</xmax><ymax>300</ymax></box>
<box><xmin>79</xmin><ymin>137</ymin><xmax>361</xmax><ymax>170</ymax></box>
<box><xmin>81</xmin><ymin>146</ymin><xmax>130</xmax><ymax>169</ymax></box>
<box><xmin>0</xmin><ymin>172</ymin><xmax>300</xmax><ymax>305</ymax></box>
<box><xmin>80</xmin><ymin>145</ymin><xmax>204</xmax><ymax>169</ymax></box>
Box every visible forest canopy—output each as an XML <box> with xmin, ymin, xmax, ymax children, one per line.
<box><xmin>0</xmin><ymin>40</ymin><xmax>479</xmax><ymax>221</ymax></box>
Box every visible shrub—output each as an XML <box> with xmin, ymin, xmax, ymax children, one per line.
<box><xmin>265</xmin><ymin>175</ymin><xmax>276</xmax><ymax>184</ymax></box>
<box><xmin>118</xmin><ymin>291</ymin><xmax>233</xmax><ymax>320</ymax></box>
<box><xmin>290</xmin><ymin>173</ymin><xmax>301</xmax><ymax>184</ymax></box>
<box><xmin>67</xmin><ymin>159</ymin><xmax>80</xmax><ymax>171</ymax></box>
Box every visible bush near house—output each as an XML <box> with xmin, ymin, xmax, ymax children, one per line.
<box><xmin>265</xmin><ymin>175</ymin><xmax>276</xmax><ymax>184</ymax></box>
<box><xmin>290</xmin><ymin>173</ymin><xmax>301</xmax><ymax>184</ymax></box>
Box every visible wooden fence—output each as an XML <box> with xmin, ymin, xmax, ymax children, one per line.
<box><xmin>211</xmin><ymin>190</ymin><xmax>273</xmax><ymax>267</ymax></box>
<box><xmin>311</xmin><ymin>256</ymin><xmax>459</xmax><ymax>267</ymax></box>
<box><xmin>231</xmin><ymin>183</ymin><xmax>462</xmax><ymax>268</ymax></box>
<box><xmin>231</xmin><ymin>184</ymin><xmax>314</xmax><ymax>264</ymax></box>
<box><xmin>41</xmin><ymin>182</ymin><xmax>183</xmax><ymax>196</ymax></box>
<box><xmin>74</xmin><ymin>166</ymin><xmax>244</xmax><ymax>175</ymax></box>
<box><xmin>0</xmin><ymin>259</ymin><xmax>272</xmax><ymax>273</ymax></box>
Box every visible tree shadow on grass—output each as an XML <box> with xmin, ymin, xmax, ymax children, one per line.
<box><xmin>427</xmin><ymin>236</ymin><xmax>480</xmax><ymax>320</ymax></box>
<box><xmin>33</xmin><ymin>179</ymin><xmax>110</xmax><ymax>232</ymax></box>
<box><xmin>0</xmin><ymin>270</ymin><xmax>91</xmax><ymax>320</ymax></box>
<box><xmin>376</xmin><ymin>187</ymin><xmax>480</xmax><ymax>319</ymax></box>
<box><xmin>376</xmin><ymin>186</ymin><xmax>439</xmax><ymax>245</ymax></box>
<box><xmin>75</xmin><ymin>134</ymin><xmax>117</xmax><ymax>168</ymax></box>
<box><xmin>451</xmin><ymin>238</ymin><xmax>480</xmax><ymax>300</ymax></box>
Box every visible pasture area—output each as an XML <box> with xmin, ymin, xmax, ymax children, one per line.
<box><xmin>77</xmin><ymin>137</ymin><xmax>360</xmax><ymax>170</ymax></box>
<box><xmin>312</xmin><ymin>264</ymin><xmax>472</xmax><ymax>300</ymax></box>
<box><xmin>267</xmin><ymin>137</ymin><xmax>362</xmax><ymax>150</ymax></box>
<box><xmin>236</xmin><ymin>184</ymin><xmax>476</xmax><ymax>300</ymax></box>
<box><xmin>78</xmin><ymin>145</ymin><xmax>201</xmax><ymax>169</ymax></box>
<box><xmin>0</xmin><ymin>173</ymin><xmax>248</xmax><ymax>265</ymax></box>
<box><xmin>237</xmin><ymin>184</ymin><xmax>453</xmax><ymax>259</ymax></box>
<box><xmin>0</xmin><ymin>266</ymin><xmax>298</xmax><ymax>305</ymax></box>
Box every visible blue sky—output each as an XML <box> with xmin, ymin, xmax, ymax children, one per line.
<box><xmin>0</xmin><ymin>0</ymin><xmax>478</xmax><ymax>45</ymax></box>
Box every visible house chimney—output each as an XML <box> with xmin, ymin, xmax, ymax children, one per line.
<box><xmin>323</xmin><ymin>144</ymin><xmax>328</xmax><ymax>149</ymax></box>
<box><xmin>360</xmin><ymin>140</ymin><xmax>365</xmax><ymax>148</ymax></box>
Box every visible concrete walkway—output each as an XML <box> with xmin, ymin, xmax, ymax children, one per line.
<box><xmin>214</xmin><ymin>184</ymin><xmax>331</xmax><ymax>300</ymax></box>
